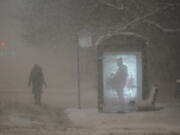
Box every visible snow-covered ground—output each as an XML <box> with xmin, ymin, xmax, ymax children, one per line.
<box><xmin>0</xmin><ymin>101</ymin><xmax>180</xmax><ymax>135</ymax></box>
<box><xmin>65</xmin><ymin>102</ymin><xmax>180</xmax><ymax>135</ymax></box>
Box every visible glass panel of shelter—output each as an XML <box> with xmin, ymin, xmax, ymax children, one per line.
<box><xmin>103</xmin><ymin>52</ymin><xmax>142</xmax><ymax>112</ymax></box>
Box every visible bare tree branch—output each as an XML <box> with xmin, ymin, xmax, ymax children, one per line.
<box><xmin>144</xmin><ymin>20</ymin><xmax>180</xmax><ymax>33</ymax></box>
<box><xmin>119</xmin><ymin>6</ymin><xmax>170</xmax><ymax>31</ymax></box>
<box><xmin>98</xmin><ymin>0</ymin><xmax>180</xmax><ymax>32</ymax></box>
<box><xmin>97</xmin><ymin>6</ymin><xmax>162</xmax><ymax>33</ymax></box>
<box><xmin>95</xmin><ymin>31</ymin><xmax>149</xmax><ymax>46</ymax></box>
<box><xmin>95</xmin><ymin>3</ymin><xmax>180</xmax><ymax>46</ymax></box>
<box><xmin>98</xmin><ymin>0</ymin><xmax>124</xmax><ymax>10</ymax></box>
<box><xmin>116</xmin><ymin>3</ymin><xmax>180</xmax><ymax>31</ymax></box>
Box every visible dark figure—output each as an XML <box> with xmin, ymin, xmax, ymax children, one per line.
<box><xmin>109</xmin><ymin>58</ymin><xmax>128</xmax><ymax>108</ymax></box>
<box><xmin>28</xmin><ymin>64</ymin><xmax>47</xmax><ymax>105</ymax></box>
<box><xmin>112</xmin><ymin>58</ymin><xmax>128</xmax><ymax>97</ymax></box>
<box><xmin>175</xmin><ymin>79</ymin><xmax>180</xmax><ymax>98</ymax></box>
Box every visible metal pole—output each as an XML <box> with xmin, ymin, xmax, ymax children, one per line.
<box><xmin>77</xmin><ymin>39</ymin><xmax>81</xmax><ymax>109</ymax></box>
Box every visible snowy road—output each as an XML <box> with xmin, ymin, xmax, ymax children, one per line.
<box><xmin>0</xmin><ymin>102</ymin><xmax>180</xmax><ymax>135</ymax></box>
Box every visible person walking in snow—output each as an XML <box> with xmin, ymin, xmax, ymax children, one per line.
<box><xmin>28</xmin><ymin>64</ymin><xmax>47</xmax><ymax>105</ymax></box>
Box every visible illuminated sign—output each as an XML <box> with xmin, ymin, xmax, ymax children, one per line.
<box><xmin>0</xmin><ymin>42</ymin><xmax>16</xmax><ymax>57</ymax></box>
<box><xmin>0</xmin><ymin>41</ymin><xmax>7</xmax><ymax>47</ymax></box>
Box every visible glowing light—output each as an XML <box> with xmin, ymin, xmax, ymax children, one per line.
<box><xmin>78</xmin><ymin>30</ymin><xmax>92</xmax><ymax>48</ymax></box>
<box><xmin>0</xmin><ymin>42</ymin><xmax>7</xmax><ymax>47</ymax></box>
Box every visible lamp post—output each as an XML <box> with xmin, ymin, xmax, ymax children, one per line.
<box><xmin>77</xmin><ymin>29</ymin><xmax>92</xmax><ymax>109</ymax></box>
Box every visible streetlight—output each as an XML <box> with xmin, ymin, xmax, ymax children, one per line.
<box><xmin>77</xmin><ymin>29</ymin><xmax>92</xmax><ymax>109</ymax></box>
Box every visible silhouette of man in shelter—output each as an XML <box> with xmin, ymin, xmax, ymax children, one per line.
<box><xmin>112</xmin><ymin>58</ymin><xmax>128</xmax><ymax>97</ymax></box>
<box><xmin>109</xmin><ymin>58</ymin><xmax>128</xmax><ymax>111</ymax></box>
